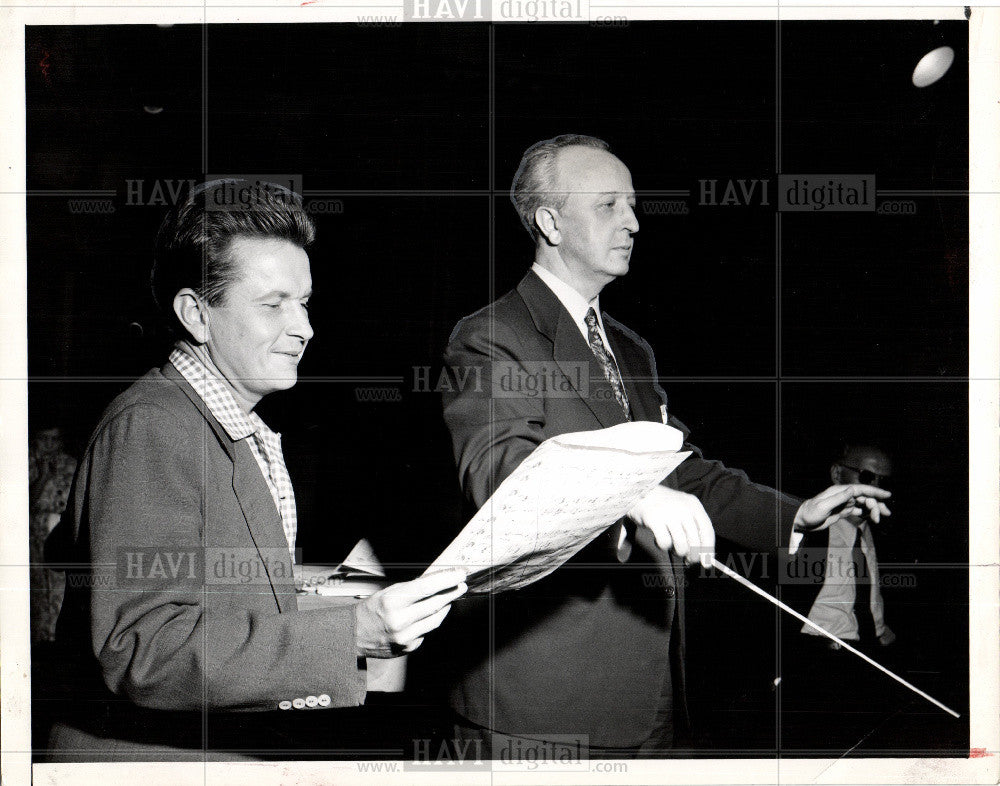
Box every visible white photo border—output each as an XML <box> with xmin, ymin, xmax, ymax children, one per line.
<box><xmin>1</xmin><ymin>3</ymin><xmax>996</xmax><ymax>785</ymax></box>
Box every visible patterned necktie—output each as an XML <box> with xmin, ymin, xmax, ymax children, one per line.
<box><xmin>585</xmin><ymin>308</ymin><xmax>631</xmax><ymax>420</ymax></box>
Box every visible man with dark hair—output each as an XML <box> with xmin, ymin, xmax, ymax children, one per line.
<box><xmin>150</xmin><ymin>179</ymin><xmax>318</xmax><ymax>330</ymax></box>
<box><xmin>46</xmin><ymin>180</ymin><xmax>466</xmax><ymax>761</ymax></box>
<box><xmin>440</xmin><ymin>136</ymin><xmax>890</xmax><ymax>756</ymax></box>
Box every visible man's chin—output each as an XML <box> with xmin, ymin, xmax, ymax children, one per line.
<box><xmin>608</xmin><ymin>257</ymin><xmax>631</xmax><ymax>276</ymax></box>
<box><xmin>262</xmin><ymin>373</ymin><xmax>299</xmax><ymax>395</ymax></box>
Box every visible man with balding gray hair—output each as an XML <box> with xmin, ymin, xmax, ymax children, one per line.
<box><xmin>439</xmin><ymin>134</ymin><xmax>890</xmax><ymax>757</ymax></box>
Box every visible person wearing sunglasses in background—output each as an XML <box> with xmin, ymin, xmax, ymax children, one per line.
<box><xmin>801</xmin><ymin>443</ymin><xmax>896</xmax><ymax>652</ymax></box>
<box><xmin>775</xmin><ymin>442</ymin><xmax>909</xmax><ymax>752</ymax></box>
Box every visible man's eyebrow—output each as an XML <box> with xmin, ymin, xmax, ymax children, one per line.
<box><xmin>256</xmin><ymin>289</ymin><xmax>312</xmax><ymax>299</ymax></box>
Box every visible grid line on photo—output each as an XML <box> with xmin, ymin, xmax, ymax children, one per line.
<box><xmin>486</xmin><ymin>19</ymin><xmax>500</xmax><ymax>749</ymax></box>
<box><xmin>200</xmin><ymin>17</ymin><xmax>209</xmax><ymax>773</ymax></box>
<box><xmin>775</xmin><ymin>18</ymin><xmax>785</xmax><ymax>762</ymax></box>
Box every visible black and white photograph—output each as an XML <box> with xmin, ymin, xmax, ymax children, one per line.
<box><xmin>1</xmin><ymin>5</ymin><xmax>997</xmax><ymax>785</ymax></box>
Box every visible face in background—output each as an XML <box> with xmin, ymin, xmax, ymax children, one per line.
<box><xmin>548</xmin><ymin>146</ymin><xmax>639</xmax><ymax>291</ymax></box>
<box><xmin>831</xmin><ymin>446</ymin><xmax>893</xmax><ymax>489</ymax></box>
<box><xmin>198</xmin><ymin>236</ymin><xmax>314</xmax><ymax>407</ymax></box>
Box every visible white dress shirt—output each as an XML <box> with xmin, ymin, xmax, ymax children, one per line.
<box><xmin>531</xmin><ymin>263</ymin><xmax>619</xmax><ymax>361</ymax></box>
<box><xmin>802</xmin><ymin>518</ymin><xmax>890</xmax><ymax>640</ymax></box>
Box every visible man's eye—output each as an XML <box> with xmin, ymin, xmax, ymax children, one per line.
<box><xmin>263</xmin><ymin>303</ymin><xmax>280</xmax><ymax>309</ymax></box>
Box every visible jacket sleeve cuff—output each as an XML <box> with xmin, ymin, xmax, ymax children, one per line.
<box><xmin>293</xmin><ymin>604</ymin><xmax>367</xmax><ymax>709</ymax></box>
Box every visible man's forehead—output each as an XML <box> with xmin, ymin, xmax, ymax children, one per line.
<box><xmin>846</xmin><ymin>447</ymin><xmax>892</xmax><ymax>473</ymax></box>
<box><xmin>224</xmin><ymin>236</ymin><xmax>312</xmax><ymax>290</ymax></box>
<box><xmin>553</xmin><ymin>146</ymin><xmax>634</xmax><ymax>194</ymax></box>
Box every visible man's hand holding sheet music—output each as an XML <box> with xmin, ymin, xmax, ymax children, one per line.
<box><xmin>354</xmin><ymin>569</ymin><xmax>468</xmax><ymax>658</ymax></box>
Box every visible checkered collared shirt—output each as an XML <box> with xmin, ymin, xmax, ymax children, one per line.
<box><xmin>170</xmin><ymin>347</ymin><xmax>297</xmax><ymax>562</ymax></box>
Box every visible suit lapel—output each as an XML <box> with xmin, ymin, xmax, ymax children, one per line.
<box><xmin>161</xmin><ymin>362</ymin><xmax>294</xmax><ymax>613</ymax></box>
<box><xmin>518</xmin><ymin>272</ymin><xmax>627</xmax><ymax>429</ymax></box>
<box><xmin>229</xmin><ymin>460</ymin><xmax>296</xmax><ymax>611</ymax></box>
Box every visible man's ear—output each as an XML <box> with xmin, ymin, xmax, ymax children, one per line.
<box><xmin>173</xmin><ymin>288</ymin><xmax>210</xmax><ymax>344</ymax></box>
<box><xmin>830</xmin><ymin>463</ymin><xmax>842</xmax><ymax>485</ymax></box>
<box><xmin>534</xmin><ymin>206</ymin><xmax>561</xmax><ymax>245</ymax></box>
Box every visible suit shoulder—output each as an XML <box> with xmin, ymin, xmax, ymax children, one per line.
<box><xmin>446</xmin><ymin>287</ymin><xmax>530</xmax><ymax>346</ymax></box>
<box><xmin>88</xmin><ymin>368</ymin><xmax>195</xmax><ymax>448</ymax></box>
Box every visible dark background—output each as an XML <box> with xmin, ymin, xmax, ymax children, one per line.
<box><xmin>26</xmin><ymin>21</ymin><xmax>969</xmax><ymax>756</ymax></box>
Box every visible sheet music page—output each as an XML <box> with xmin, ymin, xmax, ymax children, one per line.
<box><xmin>427</xmin><ymin>421</ymin><xmax>690</xmax><ymax>592</ymax></box>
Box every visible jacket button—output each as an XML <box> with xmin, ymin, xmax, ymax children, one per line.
<box><xmin>317</xmin><ymin>694</ymin><xmax>331</xmax><ymax>707</ymax></box>
<box><xmin>278</xmin><ymin>700</ymin><xmax>292</xmax><ymax>710</ymax></box>
<box><xmin>664</xmin><ymin>586</ymin><xmax>675</xmax><ymax>597</ymax></box>
<box><xmin>292</xmin><ymin>697</ymin><xmax>306</xmax><ymax>709</ymax></box>
<box><xmin>305</xmin><ymin>695</ymin><xmax>319</xmax><ymax>708</ymax></box>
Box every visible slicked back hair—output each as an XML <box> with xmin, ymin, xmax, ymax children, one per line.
<box><xmin>510</xmin><ymin>134</ymin><xmax>611</xmax><ymax>242</ymax></box>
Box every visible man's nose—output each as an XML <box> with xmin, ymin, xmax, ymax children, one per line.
<box><xmin>287</xmin><ymin>304</ymin><xmax>314</xmax><ymax>342</ymax></box>
<box><xmin>622</xmin><ymin>204</ymin><xmax>639</xmax><ymax>234</ymax></box>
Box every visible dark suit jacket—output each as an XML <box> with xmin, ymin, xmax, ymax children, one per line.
<box><xmin>441</xmin><ymin>271</ymin><xmax>800</xmax><ymax>747</ymax></box>
<box><xmin>45</xmin><ymin>362</ymin><xmax>367</xmax><ymax>760</ymax></box>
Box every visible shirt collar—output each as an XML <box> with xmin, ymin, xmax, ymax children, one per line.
<box><xmin>169</xmin><ymin>346</ymin><xmax>262</xmax><ymax>442</ymax></box>
<box><xmin>531</xmin><ymin>263</ymin><xmax>605</xmax><ymax>333</ymax></box>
